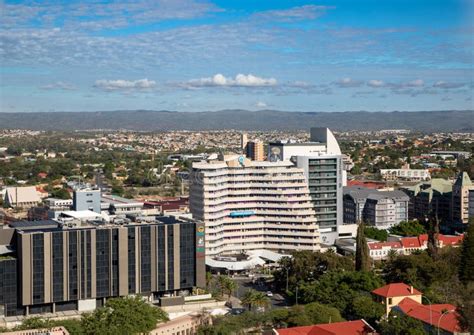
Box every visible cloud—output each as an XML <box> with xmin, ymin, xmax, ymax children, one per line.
<box><xmin>404</xmin><ymin>79</ymin><xmax>424</xmax><ymax>87</ymax></box>
<box><xmin>333</xmin><ymin>77</ymin><xmax>363</xmax><ymax>88</ymax></box>
<box><xmin>256</xmin><ymin>101</ymin><xmax>267</xmax><ymax>108</ymax></box>
<box><xmin>1</xmin><ymin>0</ymin><xmax>221</xmax><ymax>31</ymax></box>
<box><xmin>433</xmin><ymin>81</ymin><xmax>466</xmax><ymax>89</ymax></box>
<box><xmin>39</xmin><ymin>81</ymin><xmax>76</xmax><ymax>91</ymax></box>
<box><xmin>254</xmin><ymin>5</ymin><xmax>335</xmax><ymax>22</ymax></box>
<box><xmin>94</xmin><ymin>78</ymin><xmax>156</xmax><ymax>91</ymax></box>
<box><xmin>184</xmin><ymin>73</ymin><xmax>277</xmax><ymax>88</ymax></box>
<box><xmin>367</xmin><ymin>80</ymin><xmax>385</xmax><ymax>87</ymax></box>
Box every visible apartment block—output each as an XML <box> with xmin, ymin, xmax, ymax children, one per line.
<box><xmin>268</xmin><ymin>128</ymin><xmax>344</xmax><ymax>244</ymax></box>
<box><xmin>0</xmin><ymin>216</ymin><xmax>205</xmax><ymax>317</ymax></box>
<box><xmin>246</xmin><ymin>140</ymin><xmax>265</xmax><ymax>161</ymax></box>
<box><xmin>190</xmin><ymin>154</ymin><xmax>320</xmax><ymax>259</ymax></box>
<box><xmin>343</xmin><ymin>186</ymin><xmax>409</xmax><ymax>229</ymax></box>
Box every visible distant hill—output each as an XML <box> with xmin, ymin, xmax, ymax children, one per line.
<box><xmin>0</xmin><ymin>110</ymin><xmax>473</xmax><ymax>132</ymax></box>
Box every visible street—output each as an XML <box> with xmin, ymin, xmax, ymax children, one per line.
<box><xmin>233</xmin><ymin>277</ymin><xmax>289</xmax><ymax>309</ymax></box>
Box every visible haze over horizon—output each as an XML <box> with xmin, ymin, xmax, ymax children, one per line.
<box><xmin>1</xmin><ymin>0</ymin><xmax>473</xmax><ymax>113</ymax></box>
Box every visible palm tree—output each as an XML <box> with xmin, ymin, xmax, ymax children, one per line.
<box><xmin>241</xmin><ymin>290</ymin><xmax>256</xmax><ymax>311</ymax></box>
<box><xmin>223</xmin><ymin>277</ymin><xmax>237</xmax><ymax>302</ymax></box>
<box><xmin>241</xmin><ymin>289</ymin><xmax>270</xmax><ymax>312</ymax></box>
<box><xmin>252</xmin><ymin>291</ymin><xmax>270</xmax><ymax>312</ymax></box>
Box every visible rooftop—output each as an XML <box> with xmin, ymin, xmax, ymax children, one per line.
<box><xmin>275</xmin><ymin>319</ymin><xmax>376</xmax><ymax>335</ymax></box>
<box><xmin>372</xmin><ymin>283</ymin><xmax>422</xmax><ymax>298</ymax></box>
<box><xmin>396</xmin><ymin>298</ymin><xmax>462</xmax><ymax>333</ymax></box>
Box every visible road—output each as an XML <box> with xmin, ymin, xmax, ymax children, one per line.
<box><xmin>233</xmin><ymin>277</ymin><xmax>289</xmax><ymax>309</ymax></box>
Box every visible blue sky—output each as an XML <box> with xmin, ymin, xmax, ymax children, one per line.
<box><xmin>1</xmin><ymin>0</ymin><xmax>473</xmax><ymax>113</ymax></box>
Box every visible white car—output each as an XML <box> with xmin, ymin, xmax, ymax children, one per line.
<box><xmin>266</xmin><ymin>291</ymin><xmax>273</xmax><ymax>297</ymax></box>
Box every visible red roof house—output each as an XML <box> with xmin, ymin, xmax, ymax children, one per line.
<box><xmin>396</xmin><ymin>298</ymin><xmax>462</xmax><ymax>334</ymax></box>
<box><xmin>274</xmin><ymin>320</ymin><xmax>377</xmax><ymax>335</ymax></box>
<box><xmin>372</xmin><ymin>283</ymin><xmax>422</xmax><ymax>298</ymax></box>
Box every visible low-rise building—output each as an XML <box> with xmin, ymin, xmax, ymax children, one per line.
<box><xmin>367</xmin><ymin>233</ymin><xmax>463</xmax><ymax>260</ymax></box>
<box><xmin>372</xmin><ymin>283</ymin><xmax>422</xmax><ymax>316</ymax></box>
<box><xmin>380</xmin><ymin>166</ymin><xmax>430</xmax><ymax>181</ymax></box>
<box><xmin>273</xmin><ymin>319</ymin><xmax>377</xmax><ymax>335</ymax></box>
<box><xmin>4</xmin><ymin>187</ymin><xmax>41</xmax><ymax>209</ymax></box>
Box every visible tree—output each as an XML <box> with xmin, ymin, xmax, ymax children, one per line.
<box><xmin>241</xmin><ymin>289</ymin><xmax>270</xmax><ymax>312</ymax></box>
<box><xmin>304</xmin><ymin>302</ymin><xmax>344</xmax><ymax>324</ymax></box>
<box><xmin>223</xmin><ymin>277</ymin><xmax>237</xmax><ymax>302</ymax></box>
<box><xmin>82</xmin><ymin>295</ymin><xmax>168</xmax><ymax>335</ymax></box>
<box><xmin>50</xmin><ymin>188</ymin><xmax>71</xmax><ymax>199</ymax></box>
<box><xmin>378</xmin><ymin>311</ymin><xmax>426</xmax><ymax>335</ymax></box>
<box><xmin>349</xmin><ymin>295</ymin><xmax>384</xmax><ymax>324</ymax></box>
<box><xmin>389</xmin><ymin>220</ymin><xmax>426</xmax><ymax>237</ymax></box>
<box><xmin>459</xmin><ymin>220</ymin><xmax>474</xmax><ymax>284</ymax></box>
<box><xmin>356</xmin><ymin>222</ymin><xmax>371</xmax><ymax>272</ymax></box>
<box><xmin>364</xmin><ymin>227</ymin><xmax>388</xmax><ymax>241</ymax></box>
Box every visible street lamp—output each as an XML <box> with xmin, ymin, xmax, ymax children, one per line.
<box><xmin>422</xmin><ymin>296</ymin><xmax>433</xmax><ymax>330</ymax></box>
<box><xmin>437</xmin><ymin>309</ymin><xmax>455</xmax><ymax>335</ymax></box>
<box><xmin>285</xmin><ymin>267</ymin><xmax>289</xmax><ymax>292</ymax></box>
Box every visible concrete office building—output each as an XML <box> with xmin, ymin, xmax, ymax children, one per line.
<box><xmin>246</xmin><ymin>140</ymin><xmax>265</xmax><ymax>161</ymax></box>
<box><xmin>268</xmin><ymin>128</ymin><xmax>344</xmax><ymax>244</ymax></box>
<box><xmin>0</xmin><ymin>216</ymin><xmax>205</xmax><ymax>317</ymax></box>
<box><xmin>343</xmin><ymin>186</ymin><xmax>409</xmax><ymax>229</ymax></box>
<box><xmin>190</xmin><ymin>154</ymin><xmax>320</xmax><ymax>259</ymax></box>
<box><xmin>72</xmin><ymin>186</ymin><xmax>101</xmax><ymax>213</ymax></box>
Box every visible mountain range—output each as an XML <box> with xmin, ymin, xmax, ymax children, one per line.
<box><xmin>0</xmin><ymin>110</ymin><xmax>473</xmax><ymax>132</ymax></box>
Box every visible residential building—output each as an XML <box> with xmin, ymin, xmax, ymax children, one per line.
<box><xmin>246</xmin><ymin>140</ymin><xmax>265</xmax><ymax>161</ymax></box>
<box><xmin>372</xmin><ymin>283</ymin><xmax>422</xmax><ymax>316</ymax></box>
<box><xmin>380</xmin><ymin>165</ymin><xmax>431</xmax><ymax>181</ymax></box>
<box><xmin>373</xmin><ymin>283</ymin><xmax>464</xmax><ymax>334</ymax></box>
<box><xmin>4</xmin><ymin>187</ymin><xmax>41</xmax><ymax>209</ymax></box>
<box><xmin>394</xmin><ymin>298</ymin><xmax>463</xmax><ymax>335</ymax></box>
<box><xmin>72</xmin><ymin>186</ymin><xmax>101</xmax><ymax>213</ymax></box>
<box><xmin>268</xmin><ymin>128</ymin><xmax>344</xmax><ymax>244</ymax></box>
<box><xmin>0</xmin><ymin>216</ymin><xmax>205</xmax><ymax>317</ymax></box>
<box><xmin>452</xmin><ymin>172</ymin><xmax>474</xmax><ymax>224</ymax></box>
<box><xmin>273</xmin><ymin>319</ymin><xmax>377</xmax><ymax>335</ymax></box>
<box><xmin>367</xmin><ymin>233</ymin><xmax>463</xmax><ymax>260</ymax></box>
<box><xmin>343</xmin><ymin>186</ymin><xmax>409</xmax><ymax>229</ymax></box>
<box><xmin>190</xmin><ymin>154</ymin><xmax>320</xmax><ymax>259</ymax></box>
<box><xmin>401</xmin><ymin>179</ymin><xmax>453</xmax><ymax>224</ymax></box>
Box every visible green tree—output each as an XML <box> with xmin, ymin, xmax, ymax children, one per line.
<box><xmin>378</xmin><ymin>311</ymin><xmax>426</xmax><ymax>335</ymax></box>
<box><xmin>304</xmin><ymin>302</ymin><xmax>344</xmax><ymax>324</ymax></box>
<box><xmin>356</xmin><ymin>222</ymin><xmax>371</xmax><ymax>272</ymax></box>
<box><xmin>348</xmin><ymin>295</ymin><xmax>384</xmax><ymax>324</ymax></box>
<box><xmin>82</xmin><ymin>295</ymin><xmax>168</xmax><ymax>335</ymax></box>
<box><xmin>459</xmin><ymin>219</ymin><xmax>474</xmax><ymax>284</ymax></box>
<box><xmin>50</xmin><ymin>188</ymin><xmax>71</xmax><ymax>199</ymax></box>
<box><xmin>389</xmin><ymin>220</ymin><xmax>426</xmax><ymax>237</ymax></box>
<box><xmin>241</xmin><ymin>289</ymin><xmax>270</xmax><ymax>312</ymax></box>
<box><xmin>364</xmin><ymin>227</ymin><xmax>388</xmax><ymax>241</ymax></box>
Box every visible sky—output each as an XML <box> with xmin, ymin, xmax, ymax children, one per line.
<box><xmin>0</xmin><ymin>0</ymin><xmax>473</xmax><ymax>113</ymax></box>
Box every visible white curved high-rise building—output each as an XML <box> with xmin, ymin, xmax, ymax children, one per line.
<box><xmin>190</xmin><ymin>154</ymin><xmax>320</xmax><ymax>258</ymax></box>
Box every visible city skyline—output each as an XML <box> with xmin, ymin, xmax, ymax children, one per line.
<box><xmin>1</xmin><ymin>0</ymin><xmax>473</xmax><ymax>113</ymax></box>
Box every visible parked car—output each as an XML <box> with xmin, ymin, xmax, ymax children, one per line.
<box><xmin>266</xmin><ymin>291</ymin><xmax>273</xmax><ymax>297</ymax></box>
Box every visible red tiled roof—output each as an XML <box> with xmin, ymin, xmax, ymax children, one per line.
<box><xmin>400</xmin><ymin>236</ymin><xmax>421</xmax><ymax>248</ymax></box>
<box><xmin>368</xmin><ymin>241</ymin><xmax>402</xmax><ymax>250</ymax></box>
<box><xmin>398</xmin><ymin>234</ymin><xmax>463</xmax><ymax>249</ymax></box>
<box><xmin>276</xmin><ymin>320</ymin><xmax>377</xmax><ymax>335</ymax></box>
<box><xmin>372</xmin><ymin>283</ymin><xmax>422</xmax><ymax>298</ymax></box>
<box><xmin>347</xmin><ymin>180</ymin><xmax>386</xmax><ymax>189</ymax></box>
<box><xmin>397</xmin><ymin>298</ymin><xmax>462</xmax><ymax>333</ymax></box>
